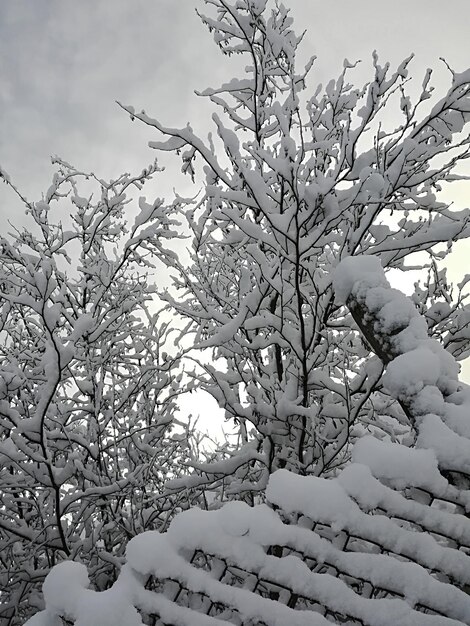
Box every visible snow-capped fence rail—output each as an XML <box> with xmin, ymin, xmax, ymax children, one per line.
<box><xmin>26</xmin><ymin>257</ymin><xmax>470</xmax><ymax>625</ymax></box>
<box><xmin>26</xmin><ymin>457</ymin><xmax>470</xmax><ymax>626</ymax></box>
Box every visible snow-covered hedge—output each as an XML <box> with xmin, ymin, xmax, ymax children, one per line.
<box><xmin>25</xmin><ymin>257</ymin><xmax>470</xmax><ymax>625</ymax></box>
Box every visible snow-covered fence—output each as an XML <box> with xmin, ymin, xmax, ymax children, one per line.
<box><xmin>26</xmin><ymin>452</ymin><xmax>470</xmax><ymax>625</ymax></box>
<box><xmin>26</xmin><ymin>257</ymin><xmax>470</xmax><ymax>625</ymax></box>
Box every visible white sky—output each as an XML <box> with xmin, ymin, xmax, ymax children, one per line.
<box><xmin>1</xmin><ymin>0</ymin><xmax>470</xmax><ymax>431</ymax></box>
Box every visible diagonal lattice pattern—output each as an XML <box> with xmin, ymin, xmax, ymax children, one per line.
<box><xmin>25</xmin><ymin>257</ymin><xmax>470</xmax><ymax>626</ymax></box>
<box><xmin>27</xmin><ymin>449</ymin><xmax>470</xmax><ymax>626</ymax></box>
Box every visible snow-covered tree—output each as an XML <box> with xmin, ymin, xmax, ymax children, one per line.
<box><xmin>6</xmin><ymin>0</ymin><xmax>470</xmax><ymax>623</ymax></box>
<box><xmin>25</xmin><ymin>257</ymin><xmax>470</xmax><ymax>626</ymax></box>
<box><xmin>0</xmin><ymin>160</ymin><xmax>194</xmax><ymax>624</ymax></box>
<box><xmin>117</xmin><ymin>0</ymin><xmax>470</xmax><ymax>499</ymax></box>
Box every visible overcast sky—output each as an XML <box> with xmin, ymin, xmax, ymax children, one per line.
<box><xmin>2</xmin><ymin>0</ymin><xmax>469</xmax><ymax>202</ymax></box>
<box><xmin>1</xmin><ymin>0</ymin><xmax>470</xmax><ymax>427</ymax></box>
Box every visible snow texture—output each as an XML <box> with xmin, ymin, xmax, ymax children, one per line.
<box><xmin>16</xmin><ymin>0</ymin><xmax>470</xmax><ymax>617</ymax></box>
<box><xmin>26</xmin><ymin>247</ymin><xmax>470</xmax><ymax>626</ymax></box>
<box><xmin>27</xmin><ymin>465</ymin><xmax>470</xmax><ymax>625</ymax></box>
<box><xmin>24</xmin><ymin>261</ymin><xmax>470</xmax><ymax>624</ymax></box>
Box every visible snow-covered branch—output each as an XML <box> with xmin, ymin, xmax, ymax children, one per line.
<box><xmin>0</xmin><ymin>160</ymin><xmax>192</xmax><ymax>623</ymax></box>
<box><xmin>334</xmin><ymin>254</ymin><xmax>470</xmax><ymax>486</ymax></box>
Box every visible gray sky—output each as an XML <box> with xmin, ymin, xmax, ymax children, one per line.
<box><xmin>1</xmin><ymin>0</ymin><xmax>469</xmax><ymax>204</ymax></box>
<box><xmin>1</xmin><ymin>0</ymin><xmax>470</xmax><ymax>427</ymax></box>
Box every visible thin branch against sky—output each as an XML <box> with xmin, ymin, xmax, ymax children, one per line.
<box><xmin>1</xmin><ymin>0</ymin><xmax>469</xmax><ymax>203</ymax></box>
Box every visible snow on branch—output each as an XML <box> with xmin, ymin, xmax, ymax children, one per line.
<box><xmin>25</xmin><ymin>255</ymin><xmax>470</xmax><ymax>625</ymax></box>
<box><xmin>123</xmin><ymin>0</ymin><xmax>470</xmax><ymax>491</ymax></box>
<box><xmin>26</xmin><ymin>453</ymin><xmax>470</xmax><ymax>625</ymax></box>
<box><xmin>333</xmin><ymin>255</ymin><xmax>470</xmax><ymax>484</ymax></box>
<box><xmin>23</xmin><ymin>256</ymin><xmax>470</xmax><ymax>623</ymax></box>
<box><xmin>0</xmin><ymin>159</ymin><xmax>192</xmax><ymax>622</ymax></box>
<box><xmin>13</xmin><ymin>0</ymin><xmax>470</xmax><ymax>622</ymax></box>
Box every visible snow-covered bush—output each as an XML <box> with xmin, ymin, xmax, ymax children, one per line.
<box><xmin>25</xmin><ymin>257</ymin><xmax>470</xmax><ymax>625</ymax></box>
<box><xmin>118</xmin><ymin>0</ymin><xmax>470</xmax><ymax>499</ymax></box>
<box><xmin>0</xmin><ymin>160</ymin><xmax>194</xmax><ymax>623</ymax></box>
